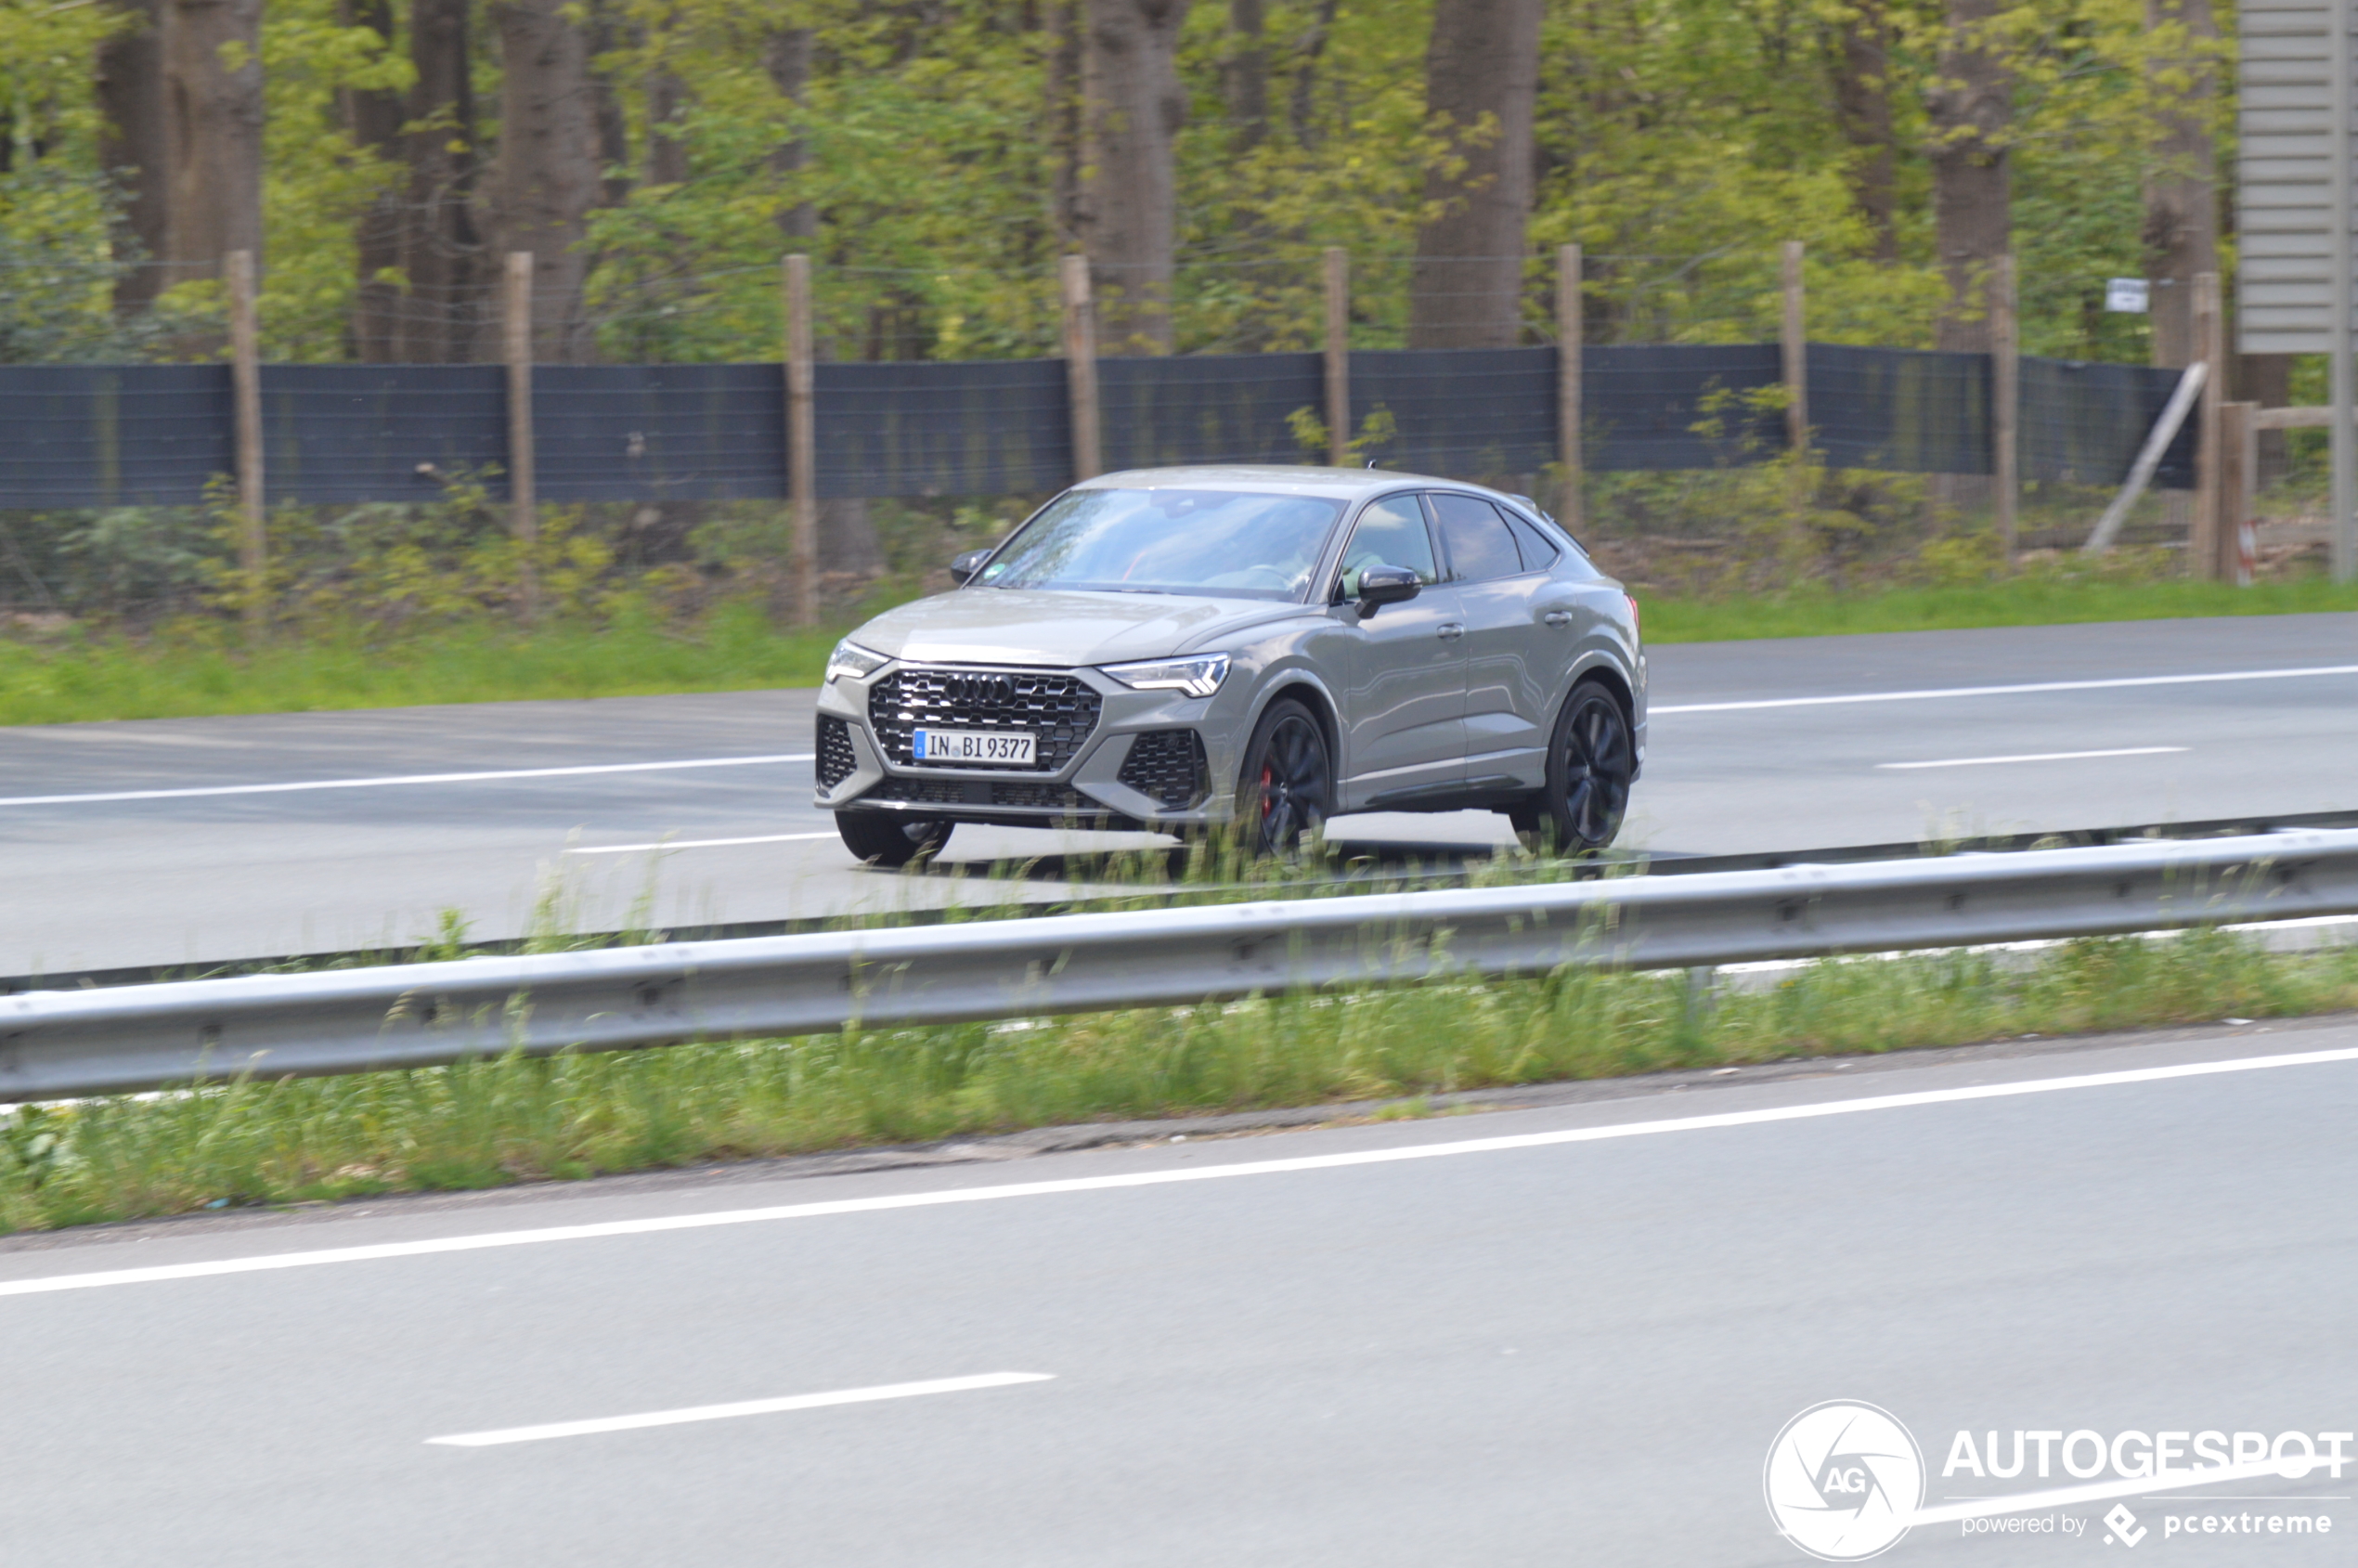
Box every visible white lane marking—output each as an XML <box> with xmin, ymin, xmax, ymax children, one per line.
<box><xmin>0</xmin><ymin>755</ymin><xmax>816</xmax><ymax>808</ymax></box>
<box><xmin>565</xmin><ymin>831</ymin><xmax>838</xmax><ymax>855</ymax></box>
<box><xmin>1</xmin><ymin>1043</ymin><xmax>2351</xmax><ymax>1301</ymax></box>
<box><xmin>426</xmin><ymin>1372</ymin><xmax>1054</xmax><ymax>1447</ymax></box>
<box><xmin>1652</xmin><ymin>664</ymin><xmax>2358</xmax><ymax>715</ymax></box>
<box><xmin>1876</xmin><ymin>745</ymin><xmax>2187</xmax><ymax>771</ymax></box>
<box><xmin>1906</xmin><ymin>1458</ymin><xmax>2336</xmax><ymax>1526</ymax></box>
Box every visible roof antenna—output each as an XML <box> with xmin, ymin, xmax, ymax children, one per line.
<box><xmin>1365</xmin><ymin>457</ymin><xmax>1380</xmax><ymax>469</ymax></box>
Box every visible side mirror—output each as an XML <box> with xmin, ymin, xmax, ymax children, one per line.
<box><xmin>949</xmin><ymin>548</ymin><xmax>993</xmax><ymax>586</ymax></box>
<box><xmin>1354</xmin><ymin>563</ymin><xmax>1421</xmax><ymax>617</ymax></box>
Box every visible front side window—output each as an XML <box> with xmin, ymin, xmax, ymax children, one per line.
<box><xmin>976</xmin><ymin>488</ymin><xmax>1343</xmax><ymax>600</ymax></box>
<box><xmin>1336</xmin><ymin>495</ymin><xmax>1439</xmax><ymax>599</ymax></box>
<box><xmin>1430</xmin><ymin>493</ymin><xmax>1525</xmax><ymax>583</ymax></box>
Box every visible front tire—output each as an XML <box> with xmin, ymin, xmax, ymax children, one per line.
<box><xmin>1237</xmin><ymin>698</ymin><xmax>1331</xmax><ymax>859</ymax></box>
<box><xmin>836</xmin><ymin>810</ymin><xmax>951</xmax><ymax>867</ymax></box>
<box><xmin>1512</xmin><ymin>680</ymin><xmax>1634</xmax><ymax>853</ymax></box>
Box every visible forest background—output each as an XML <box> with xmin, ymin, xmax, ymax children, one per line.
<box><xmin>0</xmin><ymin>0</ymin><xmax>2342</xmax><ymax>719</ymax></box>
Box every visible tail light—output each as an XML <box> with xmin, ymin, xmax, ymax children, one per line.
<box><xmin>1625</xmin><ymin>592</ymin><xmax>1642</xmax><ymax>639</ymax></box>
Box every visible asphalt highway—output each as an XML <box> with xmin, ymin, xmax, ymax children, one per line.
<box><xmin>1</xmin><ymin>1023</ymin><xmax>2351</xmax><ymax>1565</ymax></box>
<box><xmin>5</xmin><ymin>612</ymin><xmax>2354</xmax><ymax>974</ymax></box>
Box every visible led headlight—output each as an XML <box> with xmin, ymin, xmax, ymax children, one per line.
<box><xmin>825</xmin><ymin>640</ymin><xmax>888</xmax><ymax>684</ymax></box>
<box><xmin>1100</xmin><ymin>652</ymin><xmax>1230</xmax><ymax>699</ymax></box>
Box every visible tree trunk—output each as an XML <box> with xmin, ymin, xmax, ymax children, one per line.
<box><xmin>161</xmin><ymin>0</ymin><xmax>265</xmax><ymax>284</ymax></box>
<box><xmin>2142</xmin><ymin>0</ymin><xmax>2217</xmax><ymax>371</ymax></box>
<box><xmin>491</xmin><ymin>0</ymin><xmax>602</xmax><ymax>361</ymax></box>
<box><xmin>1080</xmin><ymin>0</ymin><xmax>1194</xmax><ymax>355</ymax></box>
<box><xmin>1289</xmin><ymin>0</ymin><xmax>1340</xmax><ymax>148</ymax></box>
<box><xmin>764</xmin><ymin>27</ymin><xmax>817</xmax><ymax>241</ymax></box>
<box><xmin>586</xmin><ymin>0</ymin><xmax>633</xmax><ymax>209</ymax></box>
<box><xmin>341</xmin><ymin>0</ymin><xmax>405</xmax><ymax>360</ymax></box>
<box><xmin>1224</xmin><ymin>0</ymin><xmax>1267</xmax><ymax>154</ymax></box>
<box><xmin>644</xmin><ymin>69</ymin><xmax>689</xmax><ymax>189</ymax></box>
<box><xmin>1927</xmin><ymin>0</ymin><xmax>2010</xmax><ymax>356</ymax></box>
<box><xmin>1043</xmin><ymin>1</ymin><xmax>1082</xmax><ymax>251</ymax></box>
<box><xmin>96</xmin><ymin>0</ymin><xmax>171</xmax><ymax>314</ymax></box>
<box><xmin>397</xmin><ymin>0</ymin><xmax>483</xmax><ymax>361</ymax></box>
<box><xmin>1408</xmin><ymin>0</ymin><xmax>1542</xmax><ymax>349</ymax></box>
<box><xmin>2237</xmin><ymin>351</ymin><xmax>2293</xmax><ymax>487</ymax></box>
<box><xmin>1832</xmin><ymin>0</ymin><xmax>1898</xmax><ymax>263</ymax></box>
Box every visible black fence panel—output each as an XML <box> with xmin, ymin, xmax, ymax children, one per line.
<box><xmin>1351</xmin><ymin>347</ymin><xmax>1557</xmax><ymax>478</ymax></box>
<box><xmin>2020</xmin><ymin>357</ymin><xmax>2196</xmax><ymax>491</ymax></box>
<box><xmin>0</xmin><ymin>365</ymin><xmax>231</xmax><ymax>508</ymax></box>
<box><xmin>262</xmin><ymin>365</ymin><xmax>505</xmax><ymax>504</ymax></box>
<box><xmin>814</xmin><ymin>358</ymin><xmax>1069</xmax><ymax>499</ymax></box>
<box><xmin>1584</xmin><ymin>343</ymin><xmax>1784</xmax><ymax>472</ymax></box>
<box><xmin>534</xmin><ymin>365</ymin><xmax>784</xmax><ymax>502</ymax></box>
<box><xmin>1808</xmin><ymin>345</ymin><xmax>1989</xmax><ymax>474</ymax></box>
<box><xmin>1099</xmin><ymin>352</ymin><xmax>1324</xmax><ymax>472</ymax></box>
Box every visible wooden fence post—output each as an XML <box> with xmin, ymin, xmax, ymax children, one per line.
<box><xmin>1557</xmin><ymin>242</ymin><xmax>1584</xmax><ymax>532</ymax></box>
<box><xmin>1060</xmin><ymin>254</ymin><xmax>1101</xmax><ymax>481</ymax></box>
<box><xmin>1780</xmin><ymin>240</ymin><xmax>1807</xmax><ymax>461</ymax></box>
<box><xmin>2219</xmin><ymin>400</ymin><xmax>2256</xmax><ymax>584</ymax></box>
<box><xmin>2190</xmin><ymin>270</ymin><xmax>2224</xmax><ymax>579</ymax></box>
<box><xmin>1994</xmin><ymin>253</ymin><xmax>2019</xmax><ymax>560</ymax></box>
<box><xmin>1323</xmin><ymin>247</ymin><xmax>1350</xmax><ymax>468</ymax></box>
<box><xmin>503</xmin><ymin>252</ymin><xmax>540</xmax><ymax>623</ymax></box>
<box><xmin>784</xmin><ymin>254</ymin><xmax>819</xmax><ymax>629</ymax></box>
<box><xmin>225</xmin><ymin>249</ymin><xmax>266</xmax><ymax>633</ymax></box>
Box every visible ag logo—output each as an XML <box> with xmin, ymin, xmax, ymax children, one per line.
<box><xmin>1764</xmin><ymin>1401</ymin><xmax>1926</xmax><ymax>1562</ymax></box>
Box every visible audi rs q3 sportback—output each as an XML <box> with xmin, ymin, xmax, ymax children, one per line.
<box><xmin>813</xmin><ymin>465</ymin><xmax>1646</xmax><ymax>865</ymax></box>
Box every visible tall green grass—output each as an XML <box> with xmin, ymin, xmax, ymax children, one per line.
<box><xmin>1636</xmin><ymin>574</ymin><xmax>2358</xmax><ymax>643</ymax></box>
<box><xmin>4</xmin><ymin>927</ymin><xmax>2349</xmax><ymax>1235</ymax></box>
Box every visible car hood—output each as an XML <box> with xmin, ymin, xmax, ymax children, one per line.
<box><xmin>848</xmin><ymin>588</ymin><xmax>1314</xmax><ymax>667</ymax></box>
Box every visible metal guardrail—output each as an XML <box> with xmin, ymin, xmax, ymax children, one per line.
<box><xmin>13</xmin><ymin>805</ymin><xmax>2358</xmax><ymax>1000</ymax></box>
<box><xmin>6</xmin><ymin>827</ymin><xmax>2358</xmax><ymax>1103</ymax></box>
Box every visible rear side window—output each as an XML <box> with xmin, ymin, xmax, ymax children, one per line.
<box><xmin>1505</xmin><ymin>514</ymin><xmax>1561</xmax><ymax>571</ymax></box>
<box><xmin>1429</xmin><ymin>493</ymin><xmax>1524</xmax><ymax>583</ymax></box>
<box><xmin>1337</xmin><ymin>494</ymin><xmax>1439</xmax><ymax>598</ymax></box>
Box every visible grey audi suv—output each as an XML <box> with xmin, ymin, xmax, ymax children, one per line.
<box><xmin>813</xmin><ymin>465</ymin><xmax>1645</xmax><ymax>864</ymax></box>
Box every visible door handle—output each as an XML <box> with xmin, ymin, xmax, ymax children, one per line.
<box><xmin>1543</xmin><ymin>610</ymin><xmax>1574</xmax><ymax>628</ymax></box>
<box><xmin>1436</xmin><ymin>623</ymin><xmax>1465</xmax><ymax>640</ymax></box>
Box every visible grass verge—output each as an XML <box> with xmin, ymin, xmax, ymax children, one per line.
<box><xmin>4</xmin><ymin>927</ymin><xmax>2352</xmax><ymax>1236</ymax></box>
<box><xmin>1636</xmin><ymin>574</ymin><xmax>2358</xmax><ymax>643</ymax></box>
<box><xmin>7</xmin><ymin>577</ymin><xmax>2358</xmax><ymax>728</ymax></box>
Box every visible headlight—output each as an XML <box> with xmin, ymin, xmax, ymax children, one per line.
<box><xmin>1100</xmin><ymin>652</ymin><xmax>1230</xmax><ymax>698</ymax></box>
<box><xmin>825</xmin><ymin>640</ymin><xmax>888</xmax><ymax>684</ymax></box>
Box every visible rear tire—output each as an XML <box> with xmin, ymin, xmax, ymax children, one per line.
<box><xmin>1513</xmin><ymin>680</ymin><xmax>1634</xmax><ymax>853</ymax></box>
<box><xmin>836</xmin><ymin>810</ymin><xmax>952</xmax><ymax>867</ymax></box>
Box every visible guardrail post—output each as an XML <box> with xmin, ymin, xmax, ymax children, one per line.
<box><xmin>1061</xmin><ymin>254</ymin><xmax>1101</xmax><ymax>481</ymax></box>
<box><xmin>784</xmin><ymin>253</ymin><xmax>819</xmax><ymax>628</ymax></box>
<box><xmin>1324</xmin><ymin>246</ymin><xmax>1350</xmax><ymax>468</ymax></box>
<box><xmin>1557</xmin><ymin>242</ymin><xmax>1584</xmax><ymax>531</ymax></box>
<box><xmin>503</xmin><ymin>252</ymin><xmax>541</xmax><ymax>625</ymax></box>
<box><xmin>226</xmin><ymin>248</ymin><xmax>266</xmax><ymax>633</ymax></box>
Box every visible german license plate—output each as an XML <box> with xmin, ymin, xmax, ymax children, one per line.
<box><xmin>912</xmin><ymin>728</ymin><xmax>1037</xmax><ymax>766</ymax></box>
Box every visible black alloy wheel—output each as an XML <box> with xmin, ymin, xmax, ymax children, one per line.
<box><xmin>1239</xmin><ymin>698</ymin><xmax>1331</xmax><ymax>858</ymax></box>
<box><xmin>1512</xmin><ymin>680</ymin><xmax>1634</xmax><ymax>853</ymax></box>
<box><xmin>835</xmin><ymin>810</ymin><xmax>952</xmax><ymax>868</ymax></box>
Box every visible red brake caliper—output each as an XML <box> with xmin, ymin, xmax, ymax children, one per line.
<box><xmin>1261</xmin><ymin>763</ymin><xmax>1275</xmax><ymax>819</ymax></box>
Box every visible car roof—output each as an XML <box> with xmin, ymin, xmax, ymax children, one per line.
<box><xmin>1074</xmin><ymin>464</ymin><xmax>1496</xmax><ymax>502</ymax></box>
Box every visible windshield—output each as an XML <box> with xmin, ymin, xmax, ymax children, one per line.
<box><xmin>975</xmin><ymin>488</ymin><xmax>1345</xmax><ymax>601</ymax></box>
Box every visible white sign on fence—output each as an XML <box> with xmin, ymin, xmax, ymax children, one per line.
<box><xmin>2105</xmin><ymin>278</ymin><xmax>2150</xmax><ymax>313</ymax></box>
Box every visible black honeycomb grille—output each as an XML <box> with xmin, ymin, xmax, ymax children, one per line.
<box><xmin>869</xmin><ymin>666</ymin><xmax>1101</xmax><ymax>772</ymax></box>
<box><xmin>816</xmin><ymin>715</ymin><xmax>858</xmax><ymax>788</ymax></box>
<box><xmin>1116</xmin><ymin>728</ymin><xmax>1208</xmax><ymax>810</ymax></box>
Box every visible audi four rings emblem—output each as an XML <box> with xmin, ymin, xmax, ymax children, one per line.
<box><xmin>942</xmin><ymin>673</ymin><xmax>1017</xmax><ymax>705</ymax></box>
